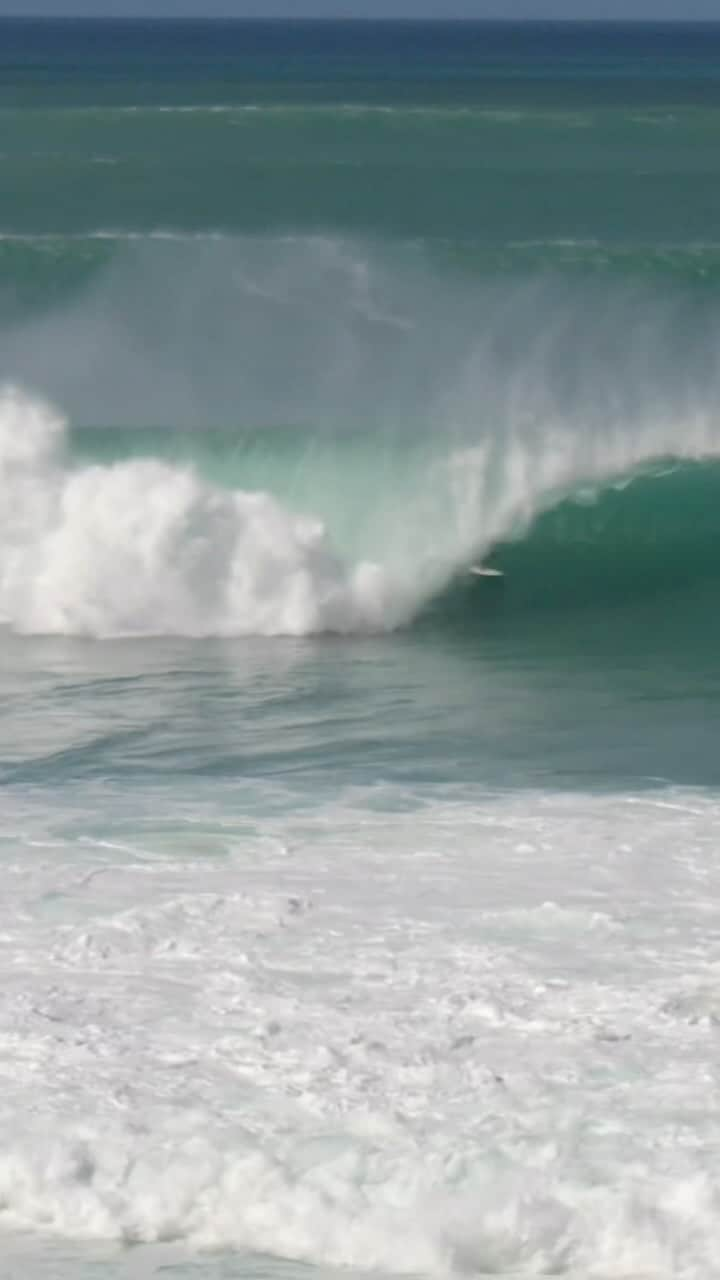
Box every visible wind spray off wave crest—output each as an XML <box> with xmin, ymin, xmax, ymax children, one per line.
<box><xmin>0</xmin><ymin>387</ymin><xmax>396</xmax><ymax>637</ymax></box>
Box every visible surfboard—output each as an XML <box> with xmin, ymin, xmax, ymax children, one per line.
<box><xmin>468</xmin><ymin>565</ymin><xmax>504</xmax><ymax>578</ymax></box>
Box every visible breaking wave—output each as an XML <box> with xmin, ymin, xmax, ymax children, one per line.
<box><xmin>2</xmin><ymin>235</ymin><xmax>720</xmax><ymax>636</ymax></box>
<box><xmin>1</xmin><ymin>386</ymin><xmax>720</xmax><ymax>638</ymax></box>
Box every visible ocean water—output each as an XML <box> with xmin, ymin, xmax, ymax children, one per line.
<box><xmin>4</xmin><ymin>19</ymin><xmax>720</xmax><ymax>1279</ymax></box>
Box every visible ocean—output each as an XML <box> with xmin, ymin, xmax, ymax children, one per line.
<box><xmin>3</xmin><ymin>18</ymin><xmax>720</xmax><ymax>1279</ymax></box>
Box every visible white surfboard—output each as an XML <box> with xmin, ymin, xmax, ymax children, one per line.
<box><xmin>468</xmin><ymin>565</ymin><xmax>504</xmax><ymax>578</ymax></box>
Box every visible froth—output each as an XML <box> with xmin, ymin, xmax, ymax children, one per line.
<box><xmin>0</xmin><ymin>387</ymin><xmax>394</xmax><ymax>637</ymax></box>
<box><xmin>2</xmin><ymin>1117</ymin><xmax>717</xmax><ymax>1274</ymax></box>
<box><xmin>3</xmin><ymin>788</ymin><xmax>720</xmax><ymax>1277</ymax></box>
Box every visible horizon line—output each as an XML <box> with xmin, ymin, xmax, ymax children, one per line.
<box><xmin>1</xmin><ymin>14</ymin><xmax>720</xmax><ymax>24</ymax></box>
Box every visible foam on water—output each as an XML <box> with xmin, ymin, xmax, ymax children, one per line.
<box><xmin>2</xmin><ymin>786</ymin><xmax>720</xmax><ymax>1277</ymax></box>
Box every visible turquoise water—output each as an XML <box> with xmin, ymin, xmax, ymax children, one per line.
<box><xmin>4</xmin><ymin>21</ymin><xmax>720</xmax><ymax>1280</ymax></box>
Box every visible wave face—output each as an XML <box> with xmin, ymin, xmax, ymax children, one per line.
<box><xmin>437</xmin><ymin>460</ymin><xmax>720</xmax><ymax>620</ymax></box>
<box><xmin>3</xmin><ymin>234</ymin><xmax>720</xmax><ymax>637</ymax></box>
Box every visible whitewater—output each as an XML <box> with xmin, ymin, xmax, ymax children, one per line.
<box><xmin>5</xmin><ymin>767</ymin><xmax>720</xmax><ymax>1279</ymax></box>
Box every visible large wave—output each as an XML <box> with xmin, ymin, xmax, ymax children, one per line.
<box><xmin>3</xmin><ymin>234</ymin><xmax>720</xmax><ymax>637</ymax></box>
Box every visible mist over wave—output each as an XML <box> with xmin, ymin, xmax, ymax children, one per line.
<box><xmin>3</xmin><ymin>235</ymin><xmax>720</xmax><ymax>636</ymax></box>
<box><xmin>3</xmin><ymin>233</ymin><xmax>720</xmax><ymax>436</ymax></box>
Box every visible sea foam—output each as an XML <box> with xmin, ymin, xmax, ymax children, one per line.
<box><xmin>2</xmin><ymin>788</ymin><xmax>720</xmax><ymax>1278</ymax></box>
<box><xmin>0</xmin><ymin>387</ymin><xmax>395</xmax><ymax>637</ymax></box>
